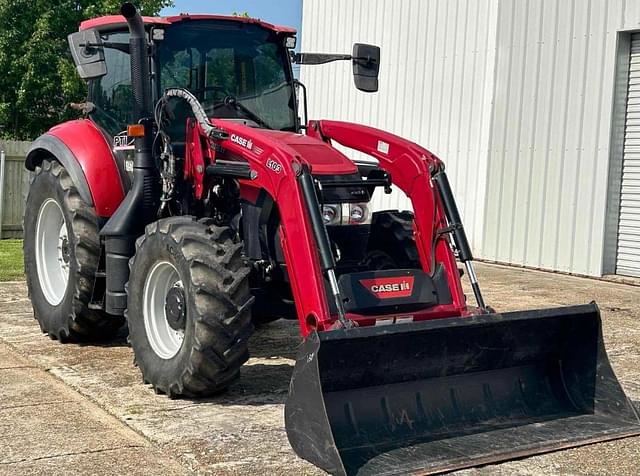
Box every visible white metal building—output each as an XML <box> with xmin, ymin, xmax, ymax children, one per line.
<box><xmin>299</xmin><ymin>0</ymin><xmax>640</xmax><ymax>278</ymax></box>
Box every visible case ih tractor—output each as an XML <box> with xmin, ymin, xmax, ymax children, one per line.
<box><xmin>22</xmin><ymin>3</ymin><xmax>640</xmax><ymax>475</ymax></box>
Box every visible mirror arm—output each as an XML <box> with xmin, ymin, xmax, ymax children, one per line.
<box><xmin>292</xmin><ymin>53</ymin><xmax>377</xmax><ymax>67</ymax></box>
<box><xmin>294</xmin><ymin>79</ymin><xmax>309</xmax><ymax>129</ymax></box>
<box><xmin>292</xmin><ymin>53</ymin><xmax>352</xmax><ymax>65</ymax></box>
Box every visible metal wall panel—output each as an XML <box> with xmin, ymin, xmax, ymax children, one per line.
<box><xmin>301</xmin><ymin>0</ymin><xmax>640</xmax><ymax>277</ymax></box>
<box><xmin>616</xmin><ymin>33</ymin><xmax>640</xmax><ymax>277</ymax></box>
<box><xmin>482</xmin><ymin>0</ymin><xmax>640</xmax><ymax>276</ymax></box>
<box><xmin>300</xmin><ymin>0</ymin><xmax>499</xmax><ymax>248</ymax></box>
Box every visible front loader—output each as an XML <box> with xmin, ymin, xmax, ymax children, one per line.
<box><xmin>22</xmin><ymin>3</ymin><xmax>640</xmax><ymax>475</ymax></box>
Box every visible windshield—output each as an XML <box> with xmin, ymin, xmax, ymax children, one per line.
<box><xmin>157</xmin><ymin>20</ymin><xmax>297</xmax><ymax>131</ymax></box>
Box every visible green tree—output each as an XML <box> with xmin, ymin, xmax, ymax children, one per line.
<box><xmin>0</xmin><ymin>0</ymin><xmax>173</xmax><ymax>140</ymax></box>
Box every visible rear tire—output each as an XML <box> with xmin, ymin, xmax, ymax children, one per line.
<box><xmin>23</xmin><ymin>159</ymin><xmax>124</xmax><ymax>341</ymax></box>
<box><xmin>126</xmin><ymin>217</ymin><xmax>254</xmax><ymax>397</ymax></box>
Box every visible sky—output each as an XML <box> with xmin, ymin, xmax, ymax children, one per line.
<box><xmin>161</xmin><ymin>1</ymin><xmax>302</xmax><ymax>33</ymax></box>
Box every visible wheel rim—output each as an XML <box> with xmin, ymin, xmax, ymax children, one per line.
<box><xmin>35</xmin><ymin>198</ymin><xmax>70</xmax><ymax>306</ymax></box>
<box><xmin>143</xmin><ymin>261</ymin><xmax>185</xmax><ymax>359</ymax></box>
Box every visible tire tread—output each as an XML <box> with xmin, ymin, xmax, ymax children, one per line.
<box><xmin>127</xmin><ymin>216</ymin><xmax>254</xmax><ymax>398</ymax></box>
<box><xmin>25</xmin><ymin>159</ymin><xmax>123</xmax><ymax>341</ymax></box>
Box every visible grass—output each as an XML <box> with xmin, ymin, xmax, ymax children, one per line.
<box><xmin>0</xmin><ymin>239</ymin><xmax>24</xmax><ymax>281</ymax></box>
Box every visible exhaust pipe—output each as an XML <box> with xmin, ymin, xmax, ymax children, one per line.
<box><xmin>100</xmin><ymin>3</ymin><xmax>158</xmax><ymax>315</ymax></box>
<box><xmin>120</xmin><ymin>2</ymin><xmax>152</xmax><ymax>119</ymax></box>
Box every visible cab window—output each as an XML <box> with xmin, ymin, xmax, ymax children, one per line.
<box><xmin>88</xmin><ymin>32</ymin><xmax>133</xmax><ymax>136</ymax></box>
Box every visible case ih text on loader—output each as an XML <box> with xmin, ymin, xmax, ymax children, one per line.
<box><xmin>22</xmin><ymin>3</ymin><xmax>640</xmax><ymax>475</ymax></box>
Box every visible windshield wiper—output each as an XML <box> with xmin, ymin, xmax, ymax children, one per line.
<box><xmin>214</xmin><ymin>96</ymin><xmax>271</xmax><ymax>129</ymax></box>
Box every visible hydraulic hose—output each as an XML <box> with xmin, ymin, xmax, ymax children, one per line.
<box><xmin>161</xmin><ymin>88</ymin><xmax>223</xmax><ymax>138</ymax></box>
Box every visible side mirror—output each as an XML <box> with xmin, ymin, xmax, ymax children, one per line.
<box><xmin>352</xmin><ymin>43</ymin><xmax>380</xmax><ymax>92</ymax></box>
<box><xmin>68</xmin><ymin>29</ymin><xmax>107</xmax><ymax>80</ymax></box>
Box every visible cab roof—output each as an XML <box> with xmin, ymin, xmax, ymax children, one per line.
<box><xmin>80</xmin><ymin>14</ymin><xmax>296</xmax><ymax>35</ymax></box>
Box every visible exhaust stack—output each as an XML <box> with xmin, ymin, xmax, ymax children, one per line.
<box><xmin>100</xmin><ymin>2</ymin><xmax>158</xmax><ymax>315</ymax></box>
<box><xmin>120</xmin><ymin>2</ymin><xmax>152</xmax><ymax>119</ymax></box>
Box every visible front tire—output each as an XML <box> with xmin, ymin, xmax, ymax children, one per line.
<box><xmin>23</xmin><ymin>159</ymin><xmax>124</xmax><ymax>341</ymax></box>
<box><xmin>365</xmin><ymin>210</ymin><xmax>421</xmax><ymax>269</ymax></box>
<box><xmin>126</xmin><ymin>217</ymin><xmax>254</xmax><ymax>397</ymax></box>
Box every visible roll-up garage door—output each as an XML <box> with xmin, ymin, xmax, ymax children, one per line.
<box><xmin>616</xmin><ymin>33</ymin><xmax>640</xmax><ymax>277</ymax></box>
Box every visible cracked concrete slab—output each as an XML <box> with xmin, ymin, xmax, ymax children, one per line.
<box><xmin>0</xmin><ymin>447</ymin><xmax>184</xmax><ymax>476</ymax></box>
<box><xmin>0</xmin><ymin>342</ymin><xmax>185</xmax><ymax>475</ymax></box>
<box><xmin>0</xmin><ymin>263</ymin><xmax>638</xmax><ymax>475</ymax></box>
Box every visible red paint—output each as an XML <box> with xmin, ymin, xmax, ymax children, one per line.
<box><xmin>48</xmin><ymin>120</ymin><xmax>124</xmax><ymax>217</ymax></box>
<box><xmin>184</xmin><ymin>119</ymin><xmax>212</xmax><ymax>199</ymax></box>
<box><xmin>47</xmin><ymin>115</ymin><xmax>471</xmax><ymax>335</ymax></box>
<box><xmin>256</xmin><ymin>129</ymin><xmax>357</xmax><ymax>175</ymax></box>
<box><xmin>359</xmin><ymin>276</ymin><xmax>415</xmax><ymax>299</ymax></box>
<box><xmin>239</xmin><ymin>183</ymin><xmax>261</xmax><ymax>204</ymax></box>
<box><xmin>307</xmin><ymin>120</ymin><xmax>468</xmax><ymax>321</ymax></box>
<box><xmin>199</xmin><ymin>118</ymin><xmax>472</xmax><ymax>336</ymax></box>
<box><xmin>80</xmin><ymin>15</ymin><xmax>170</xmax><ymax>30</ymax></box>
<box><xmin>80</xmin><ymin>14</ymin><xmax>296</xmax><ymax>34</ymax></box>
<box><xmin>346</xmin><ymin>304</ymin><xmax>472</xmax><ymax>328</ymax></box>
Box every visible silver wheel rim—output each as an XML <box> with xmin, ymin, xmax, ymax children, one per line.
<box><xmin>35</xmin><ymin>198</ymin><xmax>70</xmax><ymax>306</ymax></box>
<box><xmin>143</xmin><ymin>261</ymin><xmax>185</xmax><ymax>359</ymax></box>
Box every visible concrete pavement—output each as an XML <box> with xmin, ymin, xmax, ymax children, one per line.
<box><xmin>0</xmin><ymin>262</ymin><xmax>638</xmax><ymax>475</ymax></box>
<box><xmin>0</xmin><ymin>340</ymin><xmax>185</xmax><ymax>475</ymax></box>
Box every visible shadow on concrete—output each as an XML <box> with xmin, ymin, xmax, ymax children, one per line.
<box><xmin>248</xmin><ymin>319</ymin><xmax>302</xmax><ymax>360</ymax></box>
<box><xmin>77</xmin><ymin>326</ymin><xmax>130</xmax><ymax>349</ymax></box>
<box><xmin>179</xmin><ymin>363</ymin><xmax>294</xmax><ymax>406</ymax></box>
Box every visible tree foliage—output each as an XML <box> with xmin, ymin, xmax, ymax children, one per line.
<box><xmin>0</xmin><ymin>0</ymin><xmax>173</xmax><ymax>139</ymax></box>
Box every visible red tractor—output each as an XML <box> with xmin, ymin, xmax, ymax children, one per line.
<box><xmin>23</xmin><ymin>3</ymin><xmax>640</xmax><ymax>475</ymax></box>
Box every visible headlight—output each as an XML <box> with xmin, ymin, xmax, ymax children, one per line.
<box><xmin>321</xmin><ymin>203</ymin><xmax>370</xmax><ymax>225</ymax></box>
<box><xmin>321</xmin><ymin>204</ymin><xmax>341</xmax><ymax>225</ymax></box>
<box><xmin>347</xmin><ymin>203</ymin><xmax>370</xmax><ymax>224</ymax></box>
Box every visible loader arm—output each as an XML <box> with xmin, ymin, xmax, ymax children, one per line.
<box><xmin>204</xmin><ymin>118</ymin><xmax>473</xmax><ymax>334</ymax></box>
<box><xmin>207</xmin><ymin>119</ymin><xmax>334</xmax><ymax>335</ymax></box>
<box><xmin>307</xmin><ymin>120</ymin><xmax>468</xmax><ymax>314</ymax></box>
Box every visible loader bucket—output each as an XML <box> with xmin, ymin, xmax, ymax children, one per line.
<box><xmin>285</xmin><ymin>304</ymin><xmax>640</xmax><ymax>475</ymax></box>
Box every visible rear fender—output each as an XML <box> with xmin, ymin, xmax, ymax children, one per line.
<box><xmin>25</xmin><ymin>120</ymin><xmax>125</xmax><ymax>217</ymax></box>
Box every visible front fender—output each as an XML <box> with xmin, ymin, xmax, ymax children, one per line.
<box><xmin>26</xmin><ymin>120</ymin><xmax>125</xmax><ymax>217</ymax></box>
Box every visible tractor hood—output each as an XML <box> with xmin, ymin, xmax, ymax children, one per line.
<box><xmin>258</xmin><ymin>130</ymin><xmax>358</xmax><ymax>175</ymax></box>
<box><xmin>213</xmin><ymin>120</ymin><xmax>359</xmax><ymax>176</ymax></box>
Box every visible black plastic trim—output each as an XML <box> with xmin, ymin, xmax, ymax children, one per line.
<box><xmin>25</xmin><ymin>134</ymin><xmax>94</xmax><ymax>207</ymax></box>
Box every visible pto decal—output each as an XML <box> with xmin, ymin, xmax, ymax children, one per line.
<box><xmin>359</xmin><ymin>276</ymin><xmax>415</xmax><ymax>299</ymax></box>
<box><xmin>113</xmin><ymin>131</ymin><xmax>134</xmax><ymax>151</ymax></box>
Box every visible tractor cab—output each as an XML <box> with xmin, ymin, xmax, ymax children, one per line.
<box><xmin>75</xmin><ymin>14</ymin><xmax>299</xmax><ymax>146</ymax></box>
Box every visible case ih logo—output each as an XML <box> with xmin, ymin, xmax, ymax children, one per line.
<box><xmin>230</xmin><ymin>134</ymin><xmax>263</xmax><ymax>155</ymax></box>
<box><xmin>231</xmin><ymin>134</ymin><xmax>253</xmax><ymax>149</ymax></box>
<box><xmin>359</xmin><ymin>276</ymin><xmax>415</xmax><ymax>299</ymax></box>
